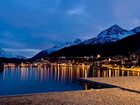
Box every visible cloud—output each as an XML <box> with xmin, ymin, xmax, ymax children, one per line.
<box><xmin>0</xmin><ymin>0</ymin><xmax>140</xmax><ymax>58</ymax></box>
<box><xmin>67</xmin><ymin>7</ymin><xmax>86</xmax><ymax>15</ymax></box>
<box><xmin>133</xmin><ymin>18</ymin><xmax>140</xmax><ymax>26</ymax></box>
<box><xmin>3</xmin><ymin>48</ymin><xmax>41</xmax><ymax>58</ymax></box>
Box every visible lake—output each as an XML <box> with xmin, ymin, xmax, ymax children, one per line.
<box><xmin>0</xmin><ymin>64</ymin><xmax>139</xmax><ymax>96</ymax></box>
<box><xmin>0</xmin><ymin>65</ymin><xmax>88</xmax><ymax>96</ymax></box>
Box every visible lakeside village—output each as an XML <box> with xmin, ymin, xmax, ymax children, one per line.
<box><xmin>1</xmin><ymin>52</ymin><xmax>140</xmax><ymax>77</ymax></box>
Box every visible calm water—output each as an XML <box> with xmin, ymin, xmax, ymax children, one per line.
<box><xmin>0</xmin><ymin>65</ymin><xmax>88</xmax><ymax>96</ymax></box>
<box><xmin>1</xmin><ymin>65</ymin><xmax>139</xmax><ymax>96</ymax></box>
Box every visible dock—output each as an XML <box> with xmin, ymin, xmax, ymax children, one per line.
<box><xmin>80</xmin><ymin>76</ymin><xmax>140</xmax><ymax>93</ymax></box>
<box><xmin>102</xmin><ymin>64</ymin><xmax>140</xmax><ymax>72</ymax></box>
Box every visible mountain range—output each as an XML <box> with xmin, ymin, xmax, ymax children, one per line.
<box><xmin>32</xmin><ymin>39</ymin><xmax>82</xmax><ymax>60</ymax></box>
<box><xmin>81</xmin><ymin>24</ymin><xmax>140</xmax><ymax>45</ymax></box>
<box><xmin>50</xmin><ymin>32</ymin><xmax>140</xmax><ymax>57</ymax></box>
<box><xmin>1</xmin><ymin>24</ymin><xmax>140</xmax><ymax>59</ymax></box>
<box><xmin>32</xmin><ymin>24</ymin><xmax>140</xmax><ymax>59</ymax></box>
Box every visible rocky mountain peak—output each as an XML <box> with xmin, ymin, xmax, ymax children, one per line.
<box><xmin>98</xmin><ymin>24</ymin><xmax>127</xmax><ymax>37</ymax></box>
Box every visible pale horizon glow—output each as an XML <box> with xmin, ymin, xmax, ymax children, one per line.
<box><xmin>2</xmin><ymin>48</ymin><xmax>41</xmax><ymax>58</ymax></box>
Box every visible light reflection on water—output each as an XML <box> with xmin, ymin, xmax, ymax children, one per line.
<box><xmin>2</xmin><ymin>66</ymin><xmax>88</xmax><ymax>82</ymax></box>
<box><xmin>0</xmin><ymin>65</ymin><xmax>139</xmax><ymax>96</ymax></box>
<box><xmin>0</xmin><ymin>65</ymin><xmax>89</xmax><ymax>96</ymax></box>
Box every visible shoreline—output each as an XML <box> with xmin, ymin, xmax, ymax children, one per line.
<box><xmin>0</xmin><ymin>88</ymin><xmax>140</xmax><ymax>105</ymax></box>
<box><xmin>0</xmin><ymin>90</ymin><xmax>83</xmax><ymax>98</ymax></box>
<box><xmin>1</xmin><ymin>76</ymin><xmax>140</xmax><ymax>105</ymax></box>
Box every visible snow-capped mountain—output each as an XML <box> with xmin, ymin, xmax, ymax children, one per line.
<box><xmin>32</xmin><ymin>24</ymin><xmax>140</xmax><ymax>60</ymax></box>
<box><xmin>0</xmin><ymin>49</ymin><xmax>26</xmax><ymax>59</ymax></box>
<box><xmin>32</xmin><ymin>39</ymin><xmax>82</xmax><ymax>59</ymax></box>
<box><xmin>49</xmin><ymin>32</ymin><xmax>140</xmax><ymax>57</ymax></box>
<box><xmin>82</xmin><ymin>24</ymin><xmax>135</xmax><ymax>45</ymax></box>
<box><xmin>131</xmin><ymin>26</ymin><xmax>140</xmax><ymax>33</ymax></box>
<box><xmin>44</xmin><ymin>39</ymin><xmax>82</xmax><ymax>54</ymax></box>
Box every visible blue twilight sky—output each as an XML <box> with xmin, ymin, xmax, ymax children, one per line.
<box><xmin>0</xmin><ymin>0</ymin><xmax>140</xmax><ymax>57</ymax></box>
